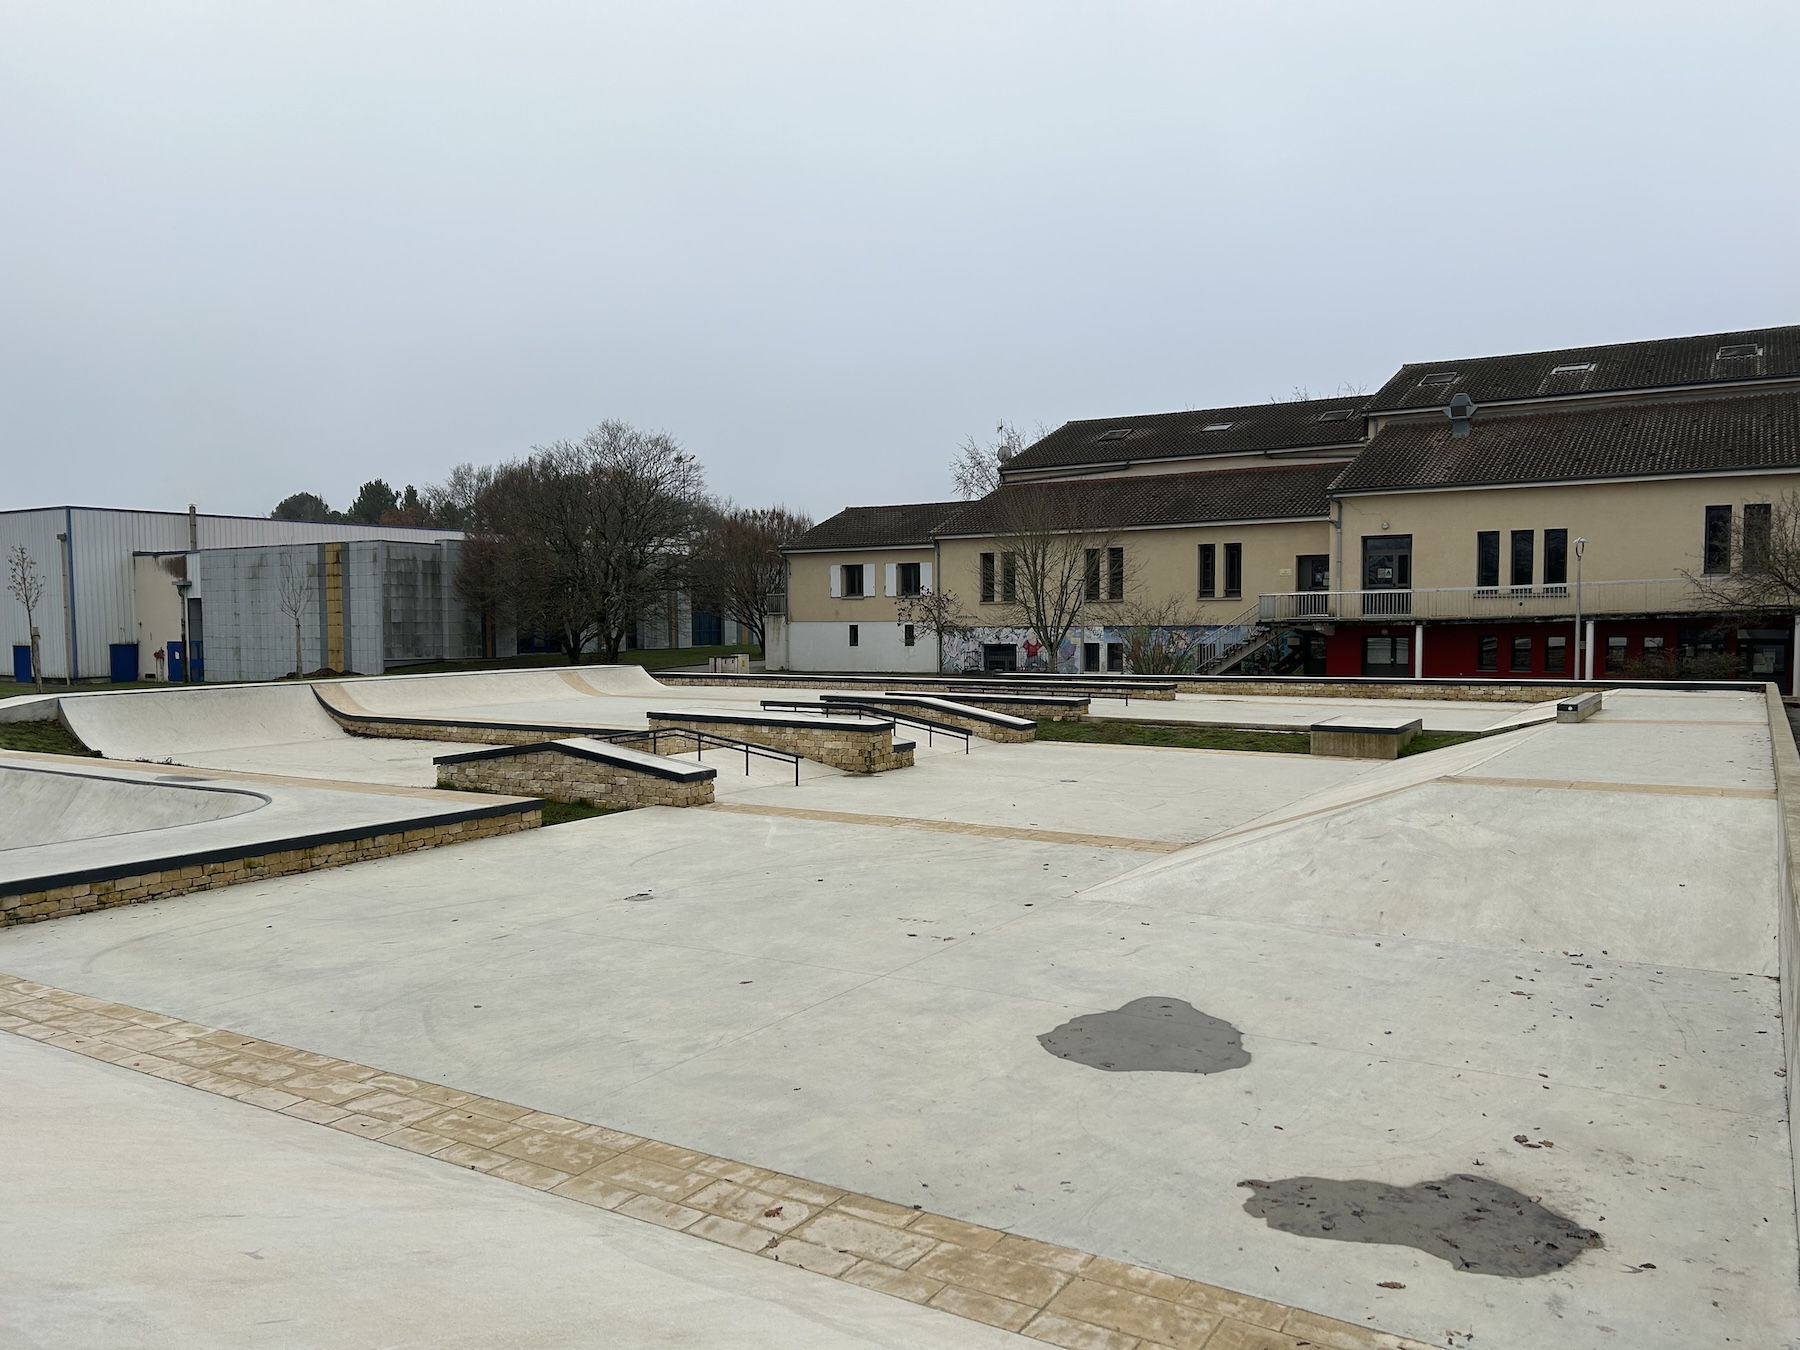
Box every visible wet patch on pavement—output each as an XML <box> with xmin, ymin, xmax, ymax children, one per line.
<box><xmin>1238</xmin><ymin>1173</ymin><xmax>1602</xmax><ymax>1277</ymax></box>
<box><xmin>1037</xmin><ymin>996</ymin><xmax>1250</xmax><ymax>1074</ymax></box>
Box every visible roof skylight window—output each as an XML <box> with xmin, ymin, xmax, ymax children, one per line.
<box><xmin>1316</xmin><ymin>409</ymin><xmax>1356</xmax><ymax>422</ymax></box>
<box><xmin>1097</xmin><ymin>427</ymin><xmax>1133</xmax><ymax>442</ymax></box>
<box><xmin>1417</xmin><ymin>372</ymin><xmax>1459</xmax><ymax>386</ymax></box>
<box><xmin>1550</xmin><ymin>362</ymin><xmax>1596</xmax><ymax>374</ymax></box>
<box><xmin>1717</xmin><ymin>343</ymin><xmax>1763</xmax><ymax>359</ymax></box>
<box><xmin>1201</xmin><ymin>422</ymin><xmax>1233</xmax><ymax>432</ymax></box>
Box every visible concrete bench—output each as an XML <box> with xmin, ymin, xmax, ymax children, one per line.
<box><xmin>819</xmin><ymin>693</ymin><xmax>1036</xmax><ymax>742</ymax></box>
<box><xmin>647</xmin><ymin>709</ymin><xmax>912</xmax><ymax>774</ymax></box>
<box><xmin>1310</xmin><ymin>714</ymin><xmax>1423</xmax><ymax>760</ymax></box>
<box><xmin>435</xmin><ymin>737</ymin><xmax>717</xmax><ymax>809</ymax></box>
<box><xmin>1556</xmin><ymin>692</ymin><xmax>1603</xmax><ymax>724</ymax></box>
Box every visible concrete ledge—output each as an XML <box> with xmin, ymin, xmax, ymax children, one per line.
<box><xmin>0</xmin><ymin>804</ymin><xmax>539</xmax><ymax>928</ymax></box>
<box><xmin>822</xmin><ymin>693</ymin><xmax>1036</xmax><ymax>742</ymax></box>
<box><xmin>436</xmin><ymin>738</ymin><xmax>716</xmax><ymax>809</ymax></box>
<box><xmin>1309</xmin><ymin>714</ymin><xmax>1423</xmax><ymax>759</ymax></box>
<box><xmin>1557</xmin><ymin>692</ymin><xmax>1604</xmax><ymax>724</ymax></box>
<box><xmin>648</xmin><ymin>710</ymin><xmax>911</xmax><ymax>774</ymax></box>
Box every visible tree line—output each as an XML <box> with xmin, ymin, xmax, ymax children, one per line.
<box><xmin>270</xmin><ymin>422</ymin><xmax>810</xmax><ymax>661</ymax></box>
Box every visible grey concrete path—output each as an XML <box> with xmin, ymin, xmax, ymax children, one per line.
<box><xmin>0</xmin><ymin>1033</ymin><xmax>1034</xmax><ymax>1350</ymax></box>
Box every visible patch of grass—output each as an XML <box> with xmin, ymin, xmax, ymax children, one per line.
<box><xmin>0</xmin><ymin>719</ymin><xmax>97</xmax><ymax>757</ymax></box>
<box><xmin>1399</xmin><ymin>730</ymin><xmax>1486</xmax><ymax>757</ymax></box>
<box><xmin>1037</xmin><ymin>718</ymin><xmax>1311</xmax><ymax>754</ymax></box>
<box><xmin>538</xmin><ymin>798</ymin><xmax>624</xmax><ymax>827</ymax></box>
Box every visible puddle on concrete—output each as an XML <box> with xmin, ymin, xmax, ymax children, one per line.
<box><xmin>1037</xmin><ymin>997</ymin><xmax>1249</xmax><ymax>1074</ymax></box>
<box><xmin>1239</xmin><ymin>1174</ymin><xmax>1602</xmax><ymax>1277</ymax></box>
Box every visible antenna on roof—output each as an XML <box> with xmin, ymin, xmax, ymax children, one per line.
<box><xmin>1446</xmin><ymin>393</ymin><xmax>1476</xmax><ymax>439</ymax></box>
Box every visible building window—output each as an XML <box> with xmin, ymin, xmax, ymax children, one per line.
<box><xmin>1001</xmin><ymin>553</ymin><xmax>1017</xmax><ymax>604</ymax></box>
<box><xmin>1363</xmin><ymin>634</ymin><xmax>1411</xmax><ymax>676</ymax></box>
<box><xmin>1198</xmin><ymin>544</ymin><xmax>1216</xmax><ymax>598</ymax></box>
<box><xmin>1106</xmin><ymin>641</ymin><xmax>1124</xmax><ymax>673</ymax></box>
<box><xmin>848</xmin><ymin>624</ymin><xmax>859</xmax><ymax>648</ymax></box>
<box><xmin>897</xmin><ymin>562</ymin><xmax>922</xmax><ymax>596</ymax></box>
<box><xmin>1544</xmin><ymin>529</ymin><xmax>1568</xmax><ymax>587</ymax></box>
<box><xmin>1084</xmin><ymin>549</ymin><xmax>1102</xmax><ymax>602</ymax></box>
<box><xmin>1510</xmin><ymin>635</ymin><xmax>1532</xmax><ymax>673</ymax></box>
<box><xmin>1642</xmin><ymin>634</ymin><xmax>1667</xmax><ymax>672</ymax></box>
<box><xmin>980</xmin><ymin>552</ymin><xmax>996</xmax><ymax>603</ymax></box>
<box><xmin>903</xmin><ymin>624</ymin><xmax>916</xmax><ymax>647</ymax></box>
<box><xmin>1222</xmin><ymin>544</ymin><xmax>1241</xmax><ymax>599</ymax></box>
<box><xmin>1545</xmin><ymin>635</ymin><xmax>1567</xmax><ymax>672</ymax></box>
<box><xmin>1476</xmin><ymin>531</ymin><xmax>1500</xmax><ymax>590</ymax></box>
<box><xmin>1704</xmin><ymin>505</ymin><xmax>1732</xmax><ymax>574</ymax></box>
<box><xmin>1605</xmin><ymin>635</ymin><xmax>1627</xmax><ymax>672</ymax></box>
<box><xmin>1744</xmin><ymin>503</ymin><xmax>1772</xmax><ymax>572</ymax></box>
<box><xmin>1477</xmin><ymin>635</ymin><xmax>1498</xmax><ymax>671</ymax></box>
<box><xmin>1510</xmin><ymin>530</ymin><xmax>1534</xmax><ymax>589</ymax></box>
<box><xmin>1082</xmin><ymin>642</ymin><xmax>1100</xmax><ymax>672</ymax></box>
<box><xmin>691</xmin><ymin>607</ymin><xmax>723</xmax><ymax>646</ymax></box>
<box><xmin>841</xmin><ymin>563</ymin><xmax>865</xmax><ymax>598</ymax></box>
<box><xmin>1107</xmin><ymin>546</ymin><xmax>1125</xmax><ymax>601</ymax></box>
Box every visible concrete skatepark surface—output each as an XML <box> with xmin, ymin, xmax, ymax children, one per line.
<box><xmin>3</xmin><ymin>673</ymin><xmax>1796</xmax><ymax>1348</ymax></box>
<box><xmin>0</xmin><ymin>761</ymin><xmax>264</xmax><ymax>850</ymax></box>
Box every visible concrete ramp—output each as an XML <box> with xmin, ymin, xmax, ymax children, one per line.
<box><xmin>59</xmin><ymin>684</ymin><xmax>346</xmax><ymax>760</ymax></box>
<box><xmin>1084</xmin><ymin>719</ymin><xmax>1779</xmax><ymax>973</ymax></box>
<box><xmin>566</xmin><ymin>664</ymin><xmax>666</xmax><ymax>696</ymax></box>
<box><xmin>0</xmin><ymin>763</ymin><xmax>266</xmax><ymax>850</ymax></box>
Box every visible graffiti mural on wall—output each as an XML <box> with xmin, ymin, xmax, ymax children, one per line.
<box><xmin>941</xmin><ymin>625</ymin><xmax>1253</xmax><ymax>675</ymax></box>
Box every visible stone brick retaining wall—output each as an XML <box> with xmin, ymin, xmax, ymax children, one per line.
<box><xmin>323</xmin><ymin>708</ymin><xmax>612</xmax><ymax>746</ymax></box>
<box><xmin>648</xmin><ymin>714</ymin><xmax>912</xmax><ymax>774</ymax></box>
<box><xmin>0</xmin><ymin>808</ymin><xmax>538</xmax><ymax>929</ymax></box>
<box><xmin>437</xmin><ymin>748</ymin><xmax>715</xmax><ymax>810</ymax></box>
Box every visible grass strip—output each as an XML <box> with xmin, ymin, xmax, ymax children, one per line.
<box><xmin>1036</xmin><ymin>718</ymin><xmax>1310</xmax><ymax>754</ymax></box>
<box><xmin>0</xmin><ymin>719</ymin><xmax>98</xmax><ymax>757</ymax></box>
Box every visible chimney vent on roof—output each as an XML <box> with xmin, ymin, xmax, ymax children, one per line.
<box><xmin>1446</xmin><ymin>393</ymin><xmax>1476</xmax><ymax>439</ymax></box>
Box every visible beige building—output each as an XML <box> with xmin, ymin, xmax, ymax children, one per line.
<box><xmin>781</xmin><ymin>323</ymin><xmax>1800</xmax><ymax>687</ymax></box>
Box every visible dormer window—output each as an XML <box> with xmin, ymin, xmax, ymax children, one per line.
<box><xmin>1717</xmin><ymin>343</ymin><xmax>1763</xmax><ymax>359</ymax></box>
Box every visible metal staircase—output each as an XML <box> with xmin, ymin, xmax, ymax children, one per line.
<box><xmin>1194</xmin><ymin>604</ymin><xmax>1276</xmax><ymax>675</ymax></box>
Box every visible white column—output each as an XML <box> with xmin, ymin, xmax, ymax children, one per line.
<box><xmin>1584</xmin><ymin>620</ymin><xmax>1596</xmax><ymax>680</ymax></box>
<box><xmin>1413</xmin><ymin>624</ymin><xmax>1424</xmax><ymax>678</ymax></box>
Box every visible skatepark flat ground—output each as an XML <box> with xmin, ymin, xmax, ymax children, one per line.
<box><xmin>3</xmin><ymin>679</ymin><xmax>1795</xmax><ymax>1349</ymax></box>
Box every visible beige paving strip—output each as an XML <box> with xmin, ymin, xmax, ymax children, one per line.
<box><xmin>1442</xmin><ymin>774</ymin><xmax>1775</xmax><ymax>800</ymax></box>
<box><xmin>703</xmin><ymin>802</ymin><xmax>1186</xmax><ymax>853</ymax></box>
<box><xmin>0</xmin><ymin>972</ymin><xmax>1427</xmax><ymax>1350</ymax></box>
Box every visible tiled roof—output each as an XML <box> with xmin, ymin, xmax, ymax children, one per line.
<box><xmin>1367</xmin><ymin>324</ymin><xmax>1800</xmax><ymax>411</ymax></box>
<box><xmin>933</xmin><ymin>463</ymin><xmax>1339</xmax><ymax>536</ymax></box>
<box><xmin>1333</xmin><ymin>391</ymin><xmax>1800</xmax><ymax>494</ymax></box>
<box><xmin>1000</xmin><ymin>396</ymin><xmax>1371</xmax><ymax>473</ymax></box>
<box><xmin>784</xmin><ymin>501</ymin><xmax>961</xmax><ymax>552</ymax></box>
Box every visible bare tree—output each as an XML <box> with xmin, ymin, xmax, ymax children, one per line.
<box><xmin>458</xmin><ymin>423</ymin><xmax>708</xmax><ymax>663</ymax></box>
<box><xmin>988</xmin><ymin>487</ymin><xmax>1124</xmax><ymax>674</ymax></box>
<box><xmin>895</xmin><ymin>585</ymin><xmax>974</xmax><ymax>647</ymax></box>
<box><xmin>690</xmin><ymin>504</ymin><xmax>812</xmax><ymax>651</ymax></box>
<box><xmin>1113</xmin><ymin>596</ymin><xmax>1196</xmax><ymax>676</ymax></box>
<box><xmin>952</xmin><ymin>422</ymin><xmax>1042</xmax><ymax>499</ymax></box>
<box><xmin>1689</xmin><ymin>493</ymin><xmax>1800</xmax><ymax>612</ymax></box>
<box><xmin>276</xmin><ymin>556</ymin><xmax>314</xmax><ymax>678</ymax></box>
<box><xmin>6</xmin><ymin>545</ymin><xmax>46</xmax><ymax>692</ymax></box>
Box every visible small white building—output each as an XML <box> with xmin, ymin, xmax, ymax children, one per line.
<box><xmin>1</xmin><ymin>505</ymin><xmax>468</xmax><ymax>683</ymax></box>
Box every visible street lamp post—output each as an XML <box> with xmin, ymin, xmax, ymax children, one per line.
<box><xmin>1573</xmin><ymin>537</ymin><xmax>1587</xmax><ymax>680</ymax></box>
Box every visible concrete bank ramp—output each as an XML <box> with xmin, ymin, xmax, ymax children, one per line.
<box><xmin>0</xmin><ymin>762</ymin><xmax>266</xmax><ymax>850</ymax></box>
<box><xmin>1083</xmin><ymin>720</ymin><xmax>1778</xmax><ymax>973</ymax></box>
<box><xmin>320</xmin><ymin>665</ymin><xmax>664</xmax><ymax>720</ymax></box>
<box><xmin>58</xmin><ymin>684</ymin><xmax>347</xmax><ymax>760</ymax></box>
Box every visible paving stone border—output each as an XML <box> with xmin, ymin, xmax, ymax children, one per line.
<box><xmin>0</xmin><ymin>973</ymin><xmax>1432</xmax><ymax>1350</ymax></box>
<box><xmin>0</xmin><ymin>808</ymin><xmax>538</xmax><ymax>928</ymax></box>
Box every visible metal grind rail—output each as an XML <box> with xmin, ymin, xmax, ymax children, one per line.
<box><xmin>757</xmin><ymin>699</ymin><xmax>971</xmax><ymax>753</ymax></box>
<box><xmin>596</xmin><ymin>726</ymin><xmax>803</xmax><ymax>786</ymax></box>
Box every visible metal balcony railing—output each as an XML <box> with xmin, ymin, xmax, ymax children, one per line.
<box><xmin>1257</xmin><ymin>577</ymin><xmax>1735</xmax><ymax>623</ymax></box>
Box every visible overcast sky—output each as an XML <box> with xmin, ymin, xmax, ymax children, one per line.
<box><xmin>3</xmin><ymin>2</ymin><xmax>1796</xmax><ymax>523</ymax></box>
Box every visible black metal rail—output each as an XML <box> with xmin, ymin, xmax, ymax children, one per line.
<box><xmin>758</xmin><ymin>699</ymin><xmax>970</xmax><ymax>753</ymax></box>
<box><xmin>596</xmin><ymin>726</ymin><xmax>802</xmax><ymax>786</ymax></box>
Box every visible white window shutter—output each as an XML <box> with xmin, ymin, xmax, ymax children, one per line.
<box><xmin>920</xmin><ymin>562</ymin><xmax>932</xmax><ymax>591</ymax></box>
<box><xmin>828</xmin><ymin>565</ymin><xmax>841</xmax><ymax>598</ymax></box>
<box><xmin>884</xmin><ymin>563</ymin><xmax>898</xmax><ymax>597</ymax></box>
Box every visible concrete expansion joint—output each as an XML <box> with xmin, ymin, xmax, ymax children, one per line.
<box><xmin>0</xmin><ymin>971</ymin><xmax>1434</xmax><ymax>1350</ymax></box>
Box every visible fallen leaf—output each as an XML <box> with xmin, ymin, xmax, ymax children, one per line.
<box><xmin>1377</xmin><ymin>1281</ymin><xmax>1406</xmax><ymax>1289</ymax></box>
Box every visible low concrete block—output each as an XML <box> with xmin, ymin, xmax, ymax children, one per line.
<box><xmin>1556</xmin><ymin>692</ymin><xmax>1603</xmax><ymax>724</ymax></box>
<box><xmin>435</xmin><ymin>738</ymin><xmax>717</xmax><ymax>809</ymax></box>
<box><xmin>647</xmin><ymin>710</ymin><xmax>911</xmax><ymax>774</ymax></box>
<box><xmin>1309</xmin><ymin>714</ymin><xmax>1423</xmax><ymax>760</ymax></box>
